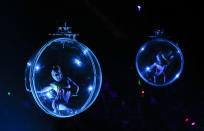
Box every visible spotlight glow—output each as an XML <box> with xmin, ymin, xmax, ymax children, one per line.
<box><xmin>46</xmin><ymin>92</ymin><xmax>52</xmax><ymax>99</ymax></box>
<box><xmin>185</xmin><ymin>118</ymin><xmax>189</xmax><ymax>122</ymax></box>
<box><xmin>83</xmin><ymin>48</ymin><xmax>88</xmax><ymax>55</ymax></box>
<box><xmin>35</xmin><ymin>65</ymin><xmax>40</xmax><ymax>71</ymax></box>
<box><xmin>88</xmin><ymin>86</ymin><xmax>93</xmax><ymax>91</ymax></box>
<box><xmin>27</xmin><ymin>62</ymin><xmax>31</xmax><ymax>66</ymax></box>
<box><xmin>137</xmin><ymin>5</ymin><xmax>141</xmax><ymax>11</ymax></box>
<box><xmin>175</xmin><ymin>73</ymin><xmax>180</xmax><ymax>78</ymax></box>
<box><xmin>146</xmin><ymin>67</ymin><xmax>150</xmax><ymax>72</ymax></box>
<box><xmin>191</xmin><ymin>122</ymin><xmax>196</xmax><ymax>126</ymax></box>
<box><xmin>74</xmin><ymin>58</ymin><xmax>82</xmax><ymax>66</ymax></box>
<box><xmin>138</xmin><ymin>79</ymin><xmax>142</xmax><ymax>86</ymax></box>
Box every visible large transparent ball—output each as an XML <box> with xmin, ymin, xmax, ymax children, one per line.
<box><xmin>136</xmin><ymin>38</ymin><xmax>184</xmax><ymax>87</ymax></box>
<box><xmin>25</xmin><ymin>38</ymin><xmax>102</xmax><ymax>118</ymax></box>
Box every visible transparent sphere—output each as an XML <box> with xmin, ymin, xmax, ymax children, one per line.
<box><xmin>25</xmin><ymin>37</ymin><xmax>102</xmax><ymax>118</ymax></box>
<box><xmin>136</xmin><ymin>38</ymin><xmax>184</xmax><ymax>86</ymax></box>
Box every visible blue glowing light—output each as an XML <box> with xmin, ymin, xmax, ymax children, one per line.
<box><xmin>145</xmin><ymin>67</ymin><xmax>150</xmax><ymax>72</ymax></box>
<box><xmin>74</xmin><ymin>58</ymin><xmax>82</xmax><ymax>66</ymax></box>
<box><xmin>88</xmin><ymin>86</ymin><xmax>93</xmax><ymax>91</ymax></box>
<box><xmin>35</xmin><ymin>65</ymin><xmax>40</xmax><ymax>71</ymax></box>
<box><xmin>27</xmin><ymin>62</ymin><xmax>31</xmax><ymax>66</ymax></box>
<box><xmin>136</xmin><ymin>38</ymin><xmax>184</xmax><ymax>87</ymax></box>
<box><xmin>175</xmin><ymin>73</ymin><xmax>180</xmax><ymax>78</ymax></box>
<box><xmin>46</xmin><ymin>92</ymin><xmax>53</xmax><ymax>99</ymax></box>
<box><xmin>83</xmin><ymin>48</ymin><xmax>88</xmax><ymax>55</ymax></box>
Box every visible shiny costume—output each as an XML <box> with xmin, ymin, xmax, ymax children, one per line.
<box><xmin>38</xmin><ymin>66</ymin><xmax>79</xmax><ymax>113</ymax></box>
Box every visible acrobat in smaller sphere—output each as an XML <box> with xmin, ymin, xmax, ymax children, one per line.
<box><xmin>145</xmin><ymin>51</ymin><xmax>174</xmax><ymax>84</ymax></box>
<box><xmin>136</xmin><ymin>32</ymin><xmax>184</xmax><ymax>87</ymax></box>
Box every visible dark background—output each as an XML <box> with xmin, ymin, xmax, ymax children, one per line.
<box><xmin>0</xmin><ymin>0</ymin><xmax>203</xmax><ymax>130</ymax></box>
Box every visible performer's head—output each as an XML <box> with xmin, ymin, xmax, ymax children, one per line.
<box><xmin>51</xmin><ymin>65</ymin><xmax>63</xmax><ymax>82</ymax></box>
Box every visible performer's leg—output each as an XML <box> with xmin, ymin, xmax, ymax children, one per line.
<box><xmin>58</xmin><ymin>104</ymin><xmax>73</xmax><ymax>112</ymax></box>
<box><xmin>64</xmin><ymin>91</ymin><xmax>71</xmax><ymax>104</ymax></box>
<box><xmin>52</xmin><ymin>99</ymin><xmax>57</xmax><ymax>113</ymax></box>
<box><xmin>163</xmin><ymin>73</ymin><xmax>166</xmax><ymax>83</ymax></box>
<box><xmin>154</xmin><ymin>75</ymin><xmax>156</xmax><ymax>83</ymax></box>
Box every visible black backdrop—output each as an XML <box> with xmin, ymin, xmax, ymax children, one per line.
<box><xmin>0</xmin><ymin>0</ymin><xmax>203</xmax><ymax>130</ymax></box>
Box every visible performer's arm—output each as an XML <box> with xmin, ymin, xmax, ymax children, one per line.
<box><xmin>68</xmin><ymin>77</ymin><xmax>79</xmax><ymax>96</ymax></box>
<box><xmin>37</xmin><ymin>84</ymin><xmax>57</xmax><ymax>93</ymax></box>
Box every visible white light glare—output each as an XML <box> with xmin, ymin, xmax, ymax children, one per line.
<box><xmin>74</xmin><ymin>59</ymin><xmax>82</xmax><ymax>66</ymax></box>
<box><xmin>146</xmin><ymin>67</ymin><xmax>150</xmax><ymax>72</ymax></box>
<box><xmin>27</xmin><ymin>62</ymin><xmax>31</xmax><ymax>66</ymax></box>
<box><xmin>35</xmin><ymin>65</ymin><xmax>40</xmax><ymax>71</ymax></box>
<box><xmin>88</xmin><ymin>86</ymin><xmax>93</xmax><ymax>91</ymax></box>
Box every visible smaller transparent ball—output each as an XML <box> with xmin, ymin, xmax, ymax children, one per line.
<box><xmin>25</xmin><ymin>38</ymin><xmax>102</xmax><ymax>118</ymax></box>
<box><xmin>136</xmin><ymin>38</ymin><xmax>184</xmax><ymax>86</ymax></box>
